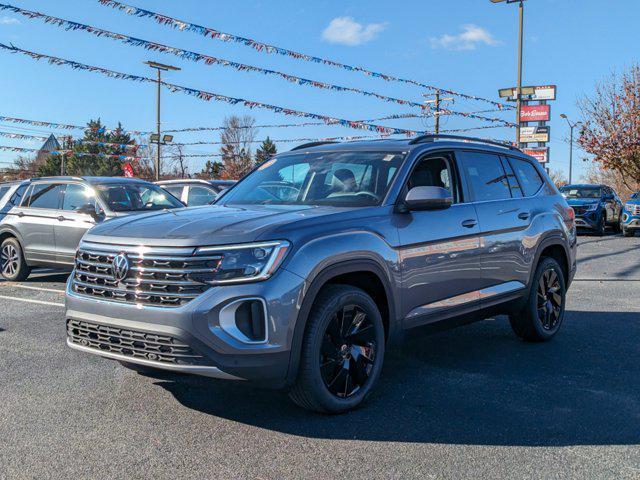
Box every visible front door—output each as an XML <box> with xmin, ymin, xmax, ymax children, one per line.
<box><xmin>396</xmin><ymin>152</ymin><xmax>483</xmax><ymax>328</ymax></box>
<box><xmin>54</xmin><ymin>183</ymin><xmax>98</xmax><ymax>265</ymax></box>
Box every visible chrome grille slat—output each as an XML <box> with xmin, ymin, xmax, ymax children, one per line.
<box><xmin>72</xmin><ymin>245</ymin><xmax>215</xmax><ymax>307</ymax></box>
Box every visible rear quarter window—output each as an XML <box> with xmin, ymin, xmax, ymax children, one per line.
<box><xmin>509</xmin><ymin>157</ymin><xmax>544</xmax><ymax>197</ymax></box>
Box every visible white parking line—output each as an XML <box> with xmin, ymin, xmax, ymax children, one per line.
<box><xmin>0</xmin><ymin>294</ymin><xmax>64</xmax><ymax>307</ymax></box>
<box><xmin>0</xmin><ymin>283</ymin><xmax>65</xmax><ymax>294</ymax></box>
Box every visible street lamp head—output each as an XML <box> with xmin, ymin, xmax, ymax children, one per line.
<box><xmin>144</xmin><ymin>61</ymin><xmax>181</xmax><ymax>72</ymax></box>
<box><xmin>560</xmin><ymin>113</ymin><xmax>568</xmax><ymax>119</ymax></box>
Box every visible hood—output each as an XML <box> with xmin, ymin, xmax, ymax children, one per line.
<box><xmin>84</xmin><ymin>204</ymin><xmax>353</xmax><ymax>247</ymax></box>
<box><xmin>565</xmin><ymin>198</ymin><xmax>601</xmax><ymax>207</ymax></box>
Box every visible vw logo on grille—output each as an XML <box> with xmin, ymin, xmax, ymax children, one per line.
<box><xmin>112</xmin><ymin>253</ymin><xmax>130</xmax><ymax>282</ymax></box>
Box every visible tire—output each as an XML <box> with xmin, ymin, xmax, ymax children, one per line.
<box><xmin>612</xmin><ymin>219</ymin><xmax>622</xmax><ymax>233</ymax></box>
<box><xmin>596</xmin><ymin>215</ymin><xmax>606</xmax><ymax>236</ymax></box>
<box><xmin>1</xmin><ymin>237</ymin><xmax>31</xmax><ymax>281</ymax></box>
<box><xmin>509</xmin><ymin>257</ymin><xmax>566</xmax><ymax>342</ymax></box>
<box><xmin>623</xmin><ymin>227</ymin><xmax>635</xmax><ymax>237</ymax></box>
<box><xmin>289</xmin><ymin>285</ymin><xmax>385</xmax><ymax>414</ymax></box>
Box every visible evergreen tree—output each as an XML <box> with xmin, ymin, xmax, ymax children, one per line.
<box><xmin>255</xmin><ymin>137</ymin><xmax>277</xmax><ymax>166</ymax></box>
<box><xmin>38</xmin><ymin>119</ymin><xmax>136</xmax><ymax>177</ymax></box>
<box><xmin>198</xmin><ymin>160</ymin><xmax>223</xmax><ymax>179</ymax></box>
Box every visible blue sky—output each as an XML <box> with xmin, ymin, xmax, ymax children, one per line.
<box><xmin>0</xmin><ymin>0</ymin><xmax>638</xmax><ymax>179</ymax></box>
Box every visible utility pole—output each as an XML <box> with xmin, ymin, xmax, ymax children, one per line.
<box><xmin>560</xmin><ymin>114</ymin><xmax>581</xmax><ymax>184</ymax></box>
<box><xmin>144</xmin><ymin>61</ymin><xmax>181</xmax><ymax>181</ymax></box>
<box><xmin>422</xmin><ymin>91</ymin><xmax>454</xmax><ymax>134</ymax></box>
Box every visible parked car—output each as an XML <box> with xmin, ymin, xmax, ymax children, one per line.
<box><xmin>156</xmin><ymin>179</ymin><xmax>236</xmax><ymax>206</ymax></box>
<box><xmin>0</xmin><ymin>176</ymin><xmax>184</xmax><ymax>281</ymax></box>
<box><xmin>65</xmin><ymin>136</ymin><xmax>577</xmax><ymax>413</ymax></box>
<box><xmin>621</xmin><ymin>192</ymin><xmax>640</xmax><ymax>237</ymax></box>
<box><xmin>559</xmin><ymin>184</ymin><xmax>623</xmax><ymax>235</ymax></box>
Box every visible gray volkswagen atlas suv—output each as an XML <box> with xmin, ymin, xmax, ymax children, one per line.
<box><xmin>65</xmin><ymin>136</ymin><xmax>577</xmax><ymax>413</ymax></box>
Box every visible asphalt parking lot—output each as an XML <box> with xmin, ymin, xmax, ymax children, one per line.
<box><xmin>1</xmin><ymin>233</ymin><xmax>639</xmax><ymax>479</ymax></box>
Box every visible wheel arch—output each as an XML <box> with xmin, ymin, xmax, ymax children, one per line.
<box><xmin>530</xmin><ymin>235</ymin><xmax>570</xmax><ymax>288</ymax></box>
<box><xmin>284</xmin><ymin>259</ymin><xmax>399</xmax><ymax>387</ymax></box>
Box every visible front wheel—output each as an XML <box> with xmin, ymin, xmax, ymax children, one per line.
<box><xmin>289</xmin><ymin>285</ymin><xmax>385</xmax><ymax>414</ymax></box>
<box><xmin>596</xmin><ymin>215</ymin><xmax>606</xmax><ymax>236</ymax></box>
<box><xmin>509</xmin><ymin>257</ymin><xmax>566</xmax><ymax>342</ymax></box>
<box><xmin>1</xmin><ymin>237</ymin><xmax>30</xmax><ymax>281</ymax></box>
<box><xmin>623</xmin><ymin>227</ymin><xmax>635</xmax><ymax>237</ymax></box>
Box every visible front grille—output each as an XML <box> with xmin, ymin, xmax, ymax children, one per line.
<box><xmin>572</xmin><ymin>205</ymin><xmax>590</xmax><ymax>216</ymax></box>
<box><xmin>67</xmin><ymin>319</ymin><xmax>205</xmax><ymax>365</ymax></box>
<box><xmin>630</xmin><ymin>204</ymin><xmax>640</xmax><ymax>216</ymax></box>
<box><xmin>71</xmin><ymin>243</ymin><xmax>220</xmax><ymax>307</ymax></box>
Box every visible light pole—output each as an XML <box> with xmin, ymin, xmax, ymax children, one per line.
<box><xmin>491</xmin><ymin>0</ymin><xmax>525</xmax><ymax>145</ymax></box>
<box><xmin>144</xmin><ymin>61</ymin><xmax>181</xmax><ymax>181</ymax></box>
<box><xmin>560</xmin><ymin>114</ymin><xmax>582</xmax><ymax>184</ymax></box>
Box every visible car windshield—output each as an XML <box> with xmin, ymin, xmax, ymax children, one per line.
<box><xmin>223</xmin><ymin>151</ymin><xmax>404</xmax><ymax>207</ymax></box>
<box><xmin>560</xmin><ymin>186</ymin><xmax>602</xmax><ymax>199</ymax></box>
<box><xmin>96</xmin><ymin>183</ymin><xmax>183</xmax><ymax>212</ymax></box>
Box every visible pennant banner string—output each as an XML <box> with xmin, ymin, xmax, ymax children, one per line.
<box><xmin>0</xmin><ymin>43</ymin><xmax>432</xmax><ymax>136</ymax></box>
<box><xmin>96</xmin><ymin>0</ymin><xmax>514</xmax><ymax>110</ymax></box>
<box><xmin>0</xmin><ymin>4</ymin><xmax>439</xmax><ymax>111</ymax></box>
<box><xmin>0</xmin><ymin>144</ymin><xmax>141</xmax><ymax>161</ymax></box>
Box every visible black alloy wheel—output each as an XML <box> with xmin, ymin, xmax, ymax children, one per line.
<box><xmin>319</xmin><ymin>304</ymin><xmax>376</xmax><ymax>399</ymax></box>
<box><xmin>536</xmin><ymin>269</ymin><xmax>562</xmax><ymax>331</ymax></box>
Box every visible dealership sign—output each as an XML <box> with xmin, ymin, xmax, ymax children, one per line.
<box><xmin>520</xmin><ymin>126</ymin><xmax>550</xmax><ymax>143</ymax></box>
<box><xmin>523</xmin><ymin>147</ymin><xmax>549</xmax><ymax>164</ymax></box>
<box><xmin>520</xmin><ymin>104</ymin><xmax>551</xmax><ymax>122</ymax></box>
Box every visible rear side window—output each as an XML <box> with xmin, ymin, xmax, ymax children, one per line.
<box><xmin>8</xmin><ymin>184</ymin><xmax>27</xmax><ymax>207</ymax></box>
<box><xmin>162</xmin><ymin>185</ymin><xmax>184</xmax><ymax>199</ymax></box>
<box><xmin>25</xmin><ymin>183</ymin><xmax>63</xmax><ymax>209</ymax></box>
<box><xmin>187</xmin><ymin>186</ymin><xmax>217</xmax><ymax>206</ymax></box>
<box><xmin>458</xmin><ymin>151</ymin><xmax>511</xmax><ymax>202</ymax></box>
<box><xmin>509</xmin><ymin>157</ymin><xmax>544</xmax><ymax>197</ymax></box>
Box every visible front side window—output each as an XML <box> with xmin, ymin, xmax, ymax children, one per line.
<box><xmin>95</xmin><ymin>183</ymin><xmax>183</xmax><ymax>212</ymax></box>
<box><xmin>458</xmin><ymin>151</ymin><xmax>511</xmax><ymax>202</ymax></box>
<box><xmin>407</xmin><ymin>155</ymin><xmax>457</xmax><ymax>202</ymax></box>
<box><xmin>62</xmin><ymin>184</ymin><xmax>98</xmax><ymax>211</ymax></box>
<box><xmin>187</xmin><ymin>186</ymin><xmax>217</xmax><ymax>206</ymax></box>
<box><xmin>25</xmin><ymin>183</ymin><xmax>64</xmax><ymax>209</ymax></box>
<box><xmin>560</xmin><ymin>186</ymin><xmax>602</xmax><ymax>199</ymax></box>
<box><xmin>509</xmin><ymin>157</ymin><xmax>543</xmax><ymax>197</ymax></box>
<box><xmin>223</xmin><ymin>151</ymin><xmax>404</xmax><ymax>207</ymax></box>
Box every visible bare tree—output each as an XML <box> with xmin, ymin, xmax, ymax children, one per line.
<box><xmin>582</xmin><ymin>162</ymin><xmax>640</xmax><ymax>201</ymax></box>
<box><xmin>167</xmin><ymin>144</ymin><xmax>189</xmax><ymax>179</ymax></box>
<box><xmin>578</xmin><ymin>65</ymin><xmax>640</xmax><ymax>188</ymax></box>
<box><xmin>548</xmin><ymin>169</ymin><xmax>568</xmax><ymax>188</ymax></box>
<box><xmin>219</xmin><ymin>115</ymin><xmax>258</xmax><ymax>180</ymax></box>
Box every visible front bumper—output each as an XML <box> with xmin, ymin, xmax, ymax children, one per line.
<box><xmin>574</xmin><ymin>212</ymin><xmax>600</xmax><ymax>229</ymax></box>
<box><xmin>622</xmin><ymin>213</ymin><xmax>640</xmax><ymax>230</ymax></box>
<box><xmin>65</xmin><ymin>268</ymin><xmax>306</xmax><ymax>387</ymax></box>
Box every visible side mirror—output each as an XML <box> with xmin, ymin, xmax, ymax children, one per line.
<box><xmin>603</xmin><ymin>194</ymin><xmax>614</xmax><ymax>201</ymax></box>
<box><xmin>402</xmin><ymin>186</ymin><xmax>453</xmax><ymax>211</ymax></box>
<box><xmin>76</xmin><ymin>203</ymin><xmax>100</xmax><ymax>221</ymax></box>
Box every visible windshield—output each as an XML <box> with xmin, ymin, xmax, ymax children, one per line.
<box><xmin>222</xmin><ymin>151</ymin><xmax>404</xmax><ymax>207</ymax></box>
<box><xmin>560</xmin><ymin>186</ymin><xmax>602</xmax><ymax>199</ymax></box>
<box><xmin>96</xmin><ymin>183</ymin><xmax>183</xmax><ymax>212</ymax></box>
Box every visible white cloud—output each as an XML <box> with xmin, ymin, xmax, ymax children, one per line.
<box><xmin>430</xmin><ymin>24</ymin><xmax>500</xmax><ymax>51</ymax></box>
<box><xmin>322</xmin><ymin>16</ymin><xmax>387</xmax><ymax>46</ymax></box>
<box><xmin>0</xmin><ymin>16</ymin><xmax>20</xmax><ymax>25</ymax></box>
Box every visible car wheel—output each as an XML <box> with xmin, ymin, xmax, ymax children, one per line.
<box><xmin>596</xmin><ymin>215</ymin><xmax>606</xmax><ymax>236</ymax></box>
<box><xmin>509</xmin><ymin>257</ymin><xmax>566</xmax><ymax>342</ymax></box>
<box><xmin>1</xmin><ymin>237</ymin><xmax>30</xmax><ymax>281</ymax></box>
<box><xmin>289</xmin><ymin>284</ymin><xmax>385</xmax><ymax>414</ymax></box>
<box><xmin>612</xmin><ymin>219</ymin><xmax>622</xmax><ymax>233</ymax></box>
<box><xmin>623</xmin><ymin>227</ymin><xmax>635</xmax><ymax>237</ymax></box>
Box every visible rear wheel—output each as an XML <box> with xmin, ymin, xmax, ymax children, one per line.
<box><xmin>289</xmin><ymin>285</ymin><xmax>385</xmax><ymax>414</ymax></box>
<box><xmin>1</xmin><ymin>237</ymin><xmax>30</xmax><ymax>281</ymax></box>
<box><xmin>623</xmin><ymin>227</ymin><xmax>635</xmax><ymax>237</ymax></box>
<box><xmin>509</xmin><ymin>257</ymin><xmax>566</xmax><ymax>342</ymax></box>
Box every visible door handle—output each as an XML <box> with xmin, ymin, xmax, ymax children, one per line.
<box><xmin>57</xmin><ymin>216</ymin><xmax>67</xmax><ymax>222</ymax></box>
<box><xmin>461</xmin><ymin>219</ymin><xmax>477</xmax><ymax>228</ymax></box>
<box><xmin>16</xmin><ymin>211</ymin><xmax>24</xmax><ymax>217</ymax></box>
<box><xmin>518</xmin><ymin>211</ymin><xmax>530</xmax><ymax>220</ymax></box>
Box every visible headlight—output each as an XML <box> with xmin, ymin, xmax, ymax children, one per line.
<box><xmin>625</xmin><ymin>203</ymin><xmax>635</xmax><ymax>211</ymax></box>
<box><xmin>191</xmin><ymin>241</ymin><xmax>290</xmax><ymax>285</ymax></box>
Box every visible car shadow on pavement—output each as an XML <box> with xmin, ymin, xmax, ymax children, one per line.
<box><xmin>154</xmin><ymin>310</ymin><xmax>640</xmax><ymax>447</ymax></box>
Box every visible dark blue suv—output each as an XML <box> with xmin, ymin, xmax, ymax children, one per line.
<box><xmin>560</xmin><ymin>184</ymin><xmax>623</xmax><ymax>235</ymax></box>
<box><xmin>622</xmin><ymin>192</ymin><xmax>640</xmax><ymax>237</ymax></box>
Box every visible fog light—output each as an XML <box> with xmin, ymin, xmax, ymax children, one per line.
<box><xmin>218</xmin><ymin>298</ymin><xmax>268</xmax><ymax>344</ymax></box>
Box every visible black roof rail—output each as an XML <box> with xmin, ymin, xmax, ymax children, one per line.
<box><xmin>409</xmin><ymin>134</ymin><xmax>521</xmax><ymax>151</ymax></box>
<box><xmin>290</xmin><ymin>141</ymin><xmax>339</xmax><ymax>151</ymax></box>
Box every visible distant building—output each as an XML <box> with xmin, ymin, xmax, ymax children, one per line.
<box><xmin>36</xmin><ymin>134</ymin><xmax>60</xmax><ymax>164</ymax></box>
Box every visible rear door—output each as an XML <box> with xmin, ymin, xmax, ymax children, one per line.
<box><xmin>397</xmin><ymin>151</ymin><xmax>483</xmax><ymax>328</ymax></box>
<box><xmin>54</xmin><ymin>182</ymin><xmax>99</xmax><ymax>265</ymax></box>
<box><xmin>457</xmin><ymin>150</ymin><xmax>531</xmax><ymax>301</ymax></box>
<box><xmin>12</xmin><ymin>182</ymin><xmax>64</xmax><ymax>265</ymax></box>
